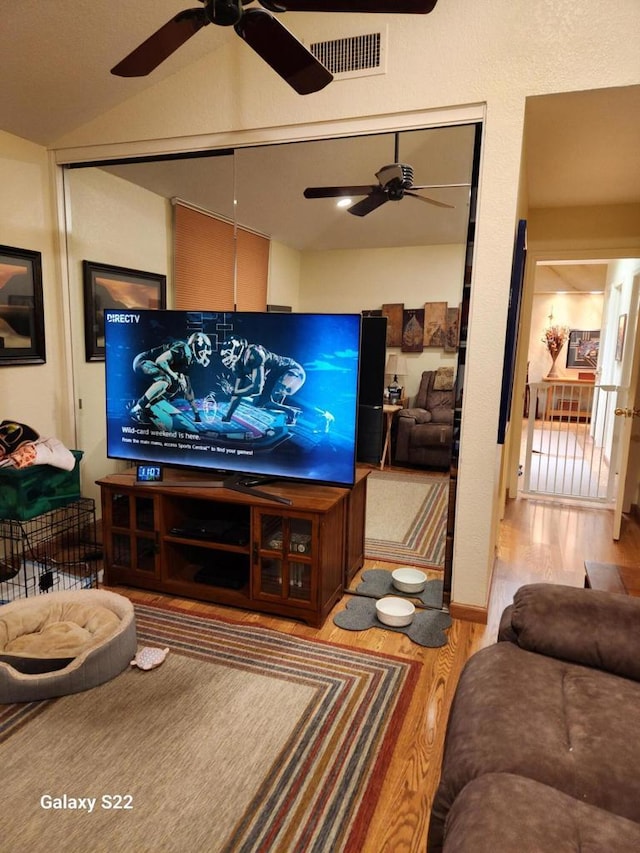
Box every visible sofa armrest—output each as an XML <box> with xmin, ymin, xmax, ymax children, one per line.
<box><xmin>395</xmin><ymin>408</ymin><xmax>433</xmax><ymax>463</ymax></box>
<box><xmin>499</xmin><ymin>583</ymin><xmax>640</xmax><ymax>681</ymax></box>
<box><xmin>497</xmin><ymin>604</ymin><xmax>517</xmax><ymax>643</ymax></box>
<box><xmin>394</xmin><ymin>414</ymin><xmax>413</xmax><ymax>462</ymax></box>
<box><xmin>398</xmin><ymin>408</ymin><xmax>432</xmax><ymax>425</ymax></box>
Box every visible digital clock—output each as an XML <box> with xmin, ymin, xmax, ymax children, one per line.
<box><xmin>136</xmin><ymin>464</ymin><xmax>163</xmax><ymax>483</ymax></box>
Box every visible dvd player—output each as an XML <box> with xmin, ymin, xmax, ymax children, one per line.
<box><xmin>169</xmin><ymin>518</ymin><xmax>250</xmax><ymax>546</ymax></box>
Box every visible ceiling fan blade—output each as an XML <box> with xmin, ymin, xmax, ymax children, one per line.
<box><xmin>411</xmin><ymin>183</ymin><xmax>471</xmax><ymax>190</ymax></box>
<box><xmin>111</xmin><ymin>9</ymin><xmax>208</xmax><ymax>77</ymax></box>
<box><xmin>405</xmin><ymin>191</ymin><xmax>454</xmax><ymax>209</ymax></box>
<box><xmin>235</xmin><ymin>9</ymin><xmax>332</xmax><ymax>95</ymax></box>
<box><xmin>270</xmin><ymin>1</ymin><xmax>438</xmax><ymax>13</ymax></box>
<box><xmin>348</xmin><ymin>191</ymin><xmax>389</xmax><ymax>217</ymax></box>
<box><xmin>304</xmin><ymin>185</ymin><xmax>379</xmax><ymax>198</ymax></box>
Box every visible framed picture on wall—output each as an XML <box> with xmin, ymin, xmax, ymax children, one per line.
<box><xmin>566</xmin><ymin>329</ymin><xmax>600</xmax><ymax>369</ymax></box>
<box><xmin>444</xmin><ymin>305</ymin><xmax>460</xmax><ymax>353</ymax></box>
<box><xmin>381</xmin><ymin>303</ymin><xmax>404</xmax><ymax>347</ymax></box>
<box><xmin>424</xmin><ymin>301</ymin><xmax>447</xmax><ymax>348</ymax></box>
<box><xmin>83</xmin><ymin>261</ymin><xmax>166</xmax><ymax>362</ymax></box>
<box><xmin>0</xmin><ymin>244</ymin><xmax>46</xmax><ymax>366</ymax></box>
<box><xmin>402</xmin><ymin>307</ymin><xmax>425</xmax><ymax>352</ymax></box>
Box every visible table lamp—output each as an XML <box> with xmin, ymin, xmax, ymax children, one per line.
<box><xmin>385</xmin><ymin>354</ymin><xmax>407</xmax><ymax>403</ymax></box>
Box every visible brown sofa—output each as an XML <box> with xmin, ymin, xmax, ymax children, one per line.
<box><xmin>428</xmin><ymin>583</ymin><xmax>640</xmax><ymax>852</ymax></box>
<box><xmin>394</xmin><ymin>370</ymin><xmax>454</xmax><ymax>469</ymax></box>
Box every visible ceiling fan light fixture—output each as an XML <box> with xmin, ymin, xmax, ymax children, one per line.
<box><xmin>337</xmin><ymin>198</ymin><xmax>352</xmax><ymax>208</ymax></box>
<box><xmin>305</xmin><ymin>131</ymin><xmax>470</xmax><ymax>217</ymax></box>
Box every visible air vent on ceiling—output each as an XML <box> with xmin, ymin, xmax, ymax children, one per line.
<box><xmin>310</xmin><ymin>29</ymin><xmax>387</xmax><ymax>80</ymax></box>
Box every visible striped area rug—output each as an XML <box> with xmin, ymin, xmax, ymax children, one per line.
<box><xmin>365</xmin><ymin>470</ymin><xmax>448</xmax><ymax>568</ymax></box>
<box><xmin>0</xmin><ymin>603</ymin><xmax>419</xmax><ymax>853</ymax></box>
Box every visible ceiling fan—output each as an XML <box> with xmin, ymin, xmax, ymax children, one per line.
<box><xmin>111</xmin><ymin>1</ymin><xmax>439</xmax><ymax>95</ymax></box>
<box><xmin>303</xmin><ymin>132</ymin><xmax>471</xmax><ymax>217</ymax></box>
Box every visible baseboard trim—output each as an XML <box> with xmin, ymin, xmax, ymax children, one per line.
<box><xmin>448</xmin><ymin>602</ymin><xmax>488</xmax><ymax>624</ymax></box>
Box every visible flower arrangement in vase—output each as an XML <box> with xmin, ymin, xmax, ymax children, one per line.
<box><xmin>541</xmin><ymin>322</ymin><xmax>570</xmax><ymax>378</ymax></box>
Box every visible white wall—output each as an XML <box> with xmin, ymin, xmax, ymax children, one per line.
<box><xmin>65</xmin><ymin>167</ymin><xmax>171</xmax><ymax>503</ymax></box>
<box><xmin>0</xmin><ymin>133</ymin><xmax>70</xmax><ymax>443</ymax></box>
<box><xmin>528</xmin><ymin>292</ymin><xmax>604</xmax><ymax>384</ymax></box>
<box><xmin>268</xmin><ymin>241</ymin><xmax>302</xmax><ymax>311</ymax></box>
<box><xmin>299</xmin><ymin>243</ymin><xmax>464</xmax><ymax>401</ymax></box>
<box><xmin>16</xmin><ymin>1</ymin><xmax>640</xmax><ymax>610</ymax></box>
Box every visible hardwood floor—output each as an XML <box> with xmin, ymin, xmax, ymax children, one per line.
<box><xmin>108</xmin><ymin>494</ymin><xmax>640</xmax><ymax>853</ymax></box>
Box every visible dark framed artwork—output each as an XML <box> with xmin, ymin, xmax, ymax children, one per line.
<box><xmin>424</xmin><ymin>301</ymin><xmax>447</xmax><ymax>348</ymax></box>
<box><xmin>381</xmin><ymin>303</ymin><xmax>404</xmax><ymax>347</ymax></box>
<box><xmin>0</xmin><ymin>244</ymin><xmax>46</xmax><ymax>366</ymax></box>
<box><xmin>616</xmin><ymin>314</ymin><xmax>627</xmax><ymax>361</ymax></box>
<box><xmin>444</xmin><ymin>306</ymin><xmax>460</xmax><ymax>353</ymax></box>
<box><xmin>402</xmin><ymin>308</ymin><xmax>425</xmax><ymax>352</ymax></box>
<box><xmin>83</xmin><ymin>261</ymin><xmax>166</xmax><ymax>362</ymax></box>
<box><xmin>566</xmin><ymin>329</ymin><xmax>600</xmax><ymax>369</ymax></box>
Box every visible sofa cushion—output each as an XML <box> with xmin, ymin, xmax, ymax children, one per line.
<box><xmin>428</xmin><ymin>642</ymin><xmax>640</xmax><ymax>849</ymax></box>
<box><xmin>505</xmin><ymin>583</ymin><xmax>640</xmax><ymax>682</ymax></box>
<box><xmin>0</xmin><ymin>599</ymin><xmax>120</xmax><ymax>658</ymax></box>
<box><xmin>426</xmin><ymin>389</ymin><xmax>453</xmax><ymax>414</ymax></box>
<box><xmin>438</xmin><ymin>772</ymin><xmax>640</xmax><ymax>853</ymax></box>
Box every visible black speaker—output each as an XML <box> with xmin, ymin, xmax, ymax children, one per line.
<box><xmin>357</xmin><ymin>316</ymin><xmax>387</xmax><ymax>463</ymax></box>
<box><xmin>358</xmin><ymin>316</ymin><xmax>387</xmax><ymax>406</ymax></box>
<box><xmin>357</xmin><ymin>404</ymin><xmax>384</xmax><ymax>463</ymax></box>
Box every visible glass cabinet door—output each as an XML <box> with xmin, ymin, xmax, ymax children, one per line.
<box><xmin>255</xmin><ymin>512</ymin><xmax>314</xmax><ymax>605</ymax></box>
<box><xmin>107</xmin><ymin>491</ymin><xmax>159</xmax><ymax>577</ymax></box>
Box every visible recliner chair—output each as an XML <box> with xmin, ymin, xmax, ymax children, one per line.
<box><xmin>394</xmin><ymin>369</ymin><xmax>454</xmax><ymax>469</ymax></box>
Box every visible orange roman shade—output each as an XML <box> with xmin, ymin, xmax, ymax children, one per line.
<box><xmin>174</xmin><ymin>202</ymin><xmax>268</xmax><ymax>311</ymax></box>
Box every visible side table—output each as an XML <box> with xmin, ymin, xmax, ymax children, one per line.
<box><xmin>380</xmin><ymin>404</ymin><xmax>402</xmax><ymax>470</ymax></box>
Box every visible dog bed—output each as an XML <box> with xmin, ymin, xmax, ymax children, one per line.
<box><xmin>0</xmin><ymin>589</ymin><xmax>137</xmax><ymax>703</ymax></box>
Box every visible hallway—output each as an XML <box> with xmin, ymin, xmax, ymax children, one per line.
<box><xmin>488</xmin><ymin>492</ymin><xmax>640</xmax><ymax>637</ymax></box>
<box><xmin>519</xmin><ymin>388</ymin><xmax>613</xmax><ymax>503</ymax></box>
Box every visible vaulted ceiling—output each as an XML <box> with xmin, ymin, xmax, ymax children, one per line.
<box><xmin>3</xmin><ymin>3</ymin><xmax>639</xmax><ymax>252</ymax></box>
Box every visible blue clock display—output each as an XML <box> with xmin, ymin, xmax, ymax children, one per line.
<box><xmin>136</xmin><ymin>464</ymin><xmax>162</xmax><ymax>483</ymax></box>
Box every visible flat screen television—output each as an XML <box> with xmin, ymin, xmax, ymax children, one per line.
<box><xmin>104</xmin><ymin>309</ymin><xmax>361</xmax><ymax>492</ymax></box>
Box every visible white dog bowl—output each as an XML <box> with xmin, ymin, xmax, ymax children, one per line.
<box><xmin>375</xmin><ymin>596</ymin><xmax>415</xmax><ymax>627</ymax></box>
<box><xmin>391</xmin><ymin>568</ymin><xmax>427</xmax><ymax>594</ymax></box>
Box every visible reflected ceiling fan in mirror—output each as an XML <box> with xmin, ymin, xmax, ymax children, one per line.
<box><xmin>304</xmin><ymin>132</ymin><xmax>471</xmax><ymax>216</ymax></box>
<box><xmin>111</xmin><ymin>0</ymin><xmax>438</xmax><ymax>95</ymax></box>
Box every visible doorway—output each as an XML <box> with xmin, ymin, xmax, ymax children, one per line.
<box><xmin>517</xmin><ymin>255</ymin><xmax>640</xmax><ymax>527</ymax></box>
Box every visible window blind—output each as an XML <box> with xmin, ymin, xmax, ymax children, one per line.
<box><xmin>236</xmin><ymin>227</ymin><xmax>269</xmax><ymax>311</ymax></box>
<box><xmin>174</xmin><ymin>201</ymin><xmax>268</xmax><ymax>311</ymax></box>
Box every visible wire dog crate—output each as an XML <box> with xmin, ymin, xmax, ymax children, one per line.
<box><xmin>0</xmin><ymin>498</ymin><xmax>100</xmax><ymax>604</ymax></box>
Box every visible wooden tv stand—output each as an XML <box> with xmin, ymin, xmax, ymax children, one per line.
<box><xmin>97</xmin><ymin>469</ymin><xmax>368</xmax><ymax>627</ymax></box>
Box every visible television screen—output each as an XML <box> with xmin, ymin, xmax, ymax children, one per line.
<box><xmin>104</xmin><ymin>309</ymin><xmax>361</xmax><ymax>487</ymax></box>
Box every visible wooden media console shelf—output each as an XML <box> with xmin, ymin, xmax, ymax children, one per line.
<box><xmin>98</xmin><ymin>469</ymin><xmax>368</xmax><ymax>627</ymax></box>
